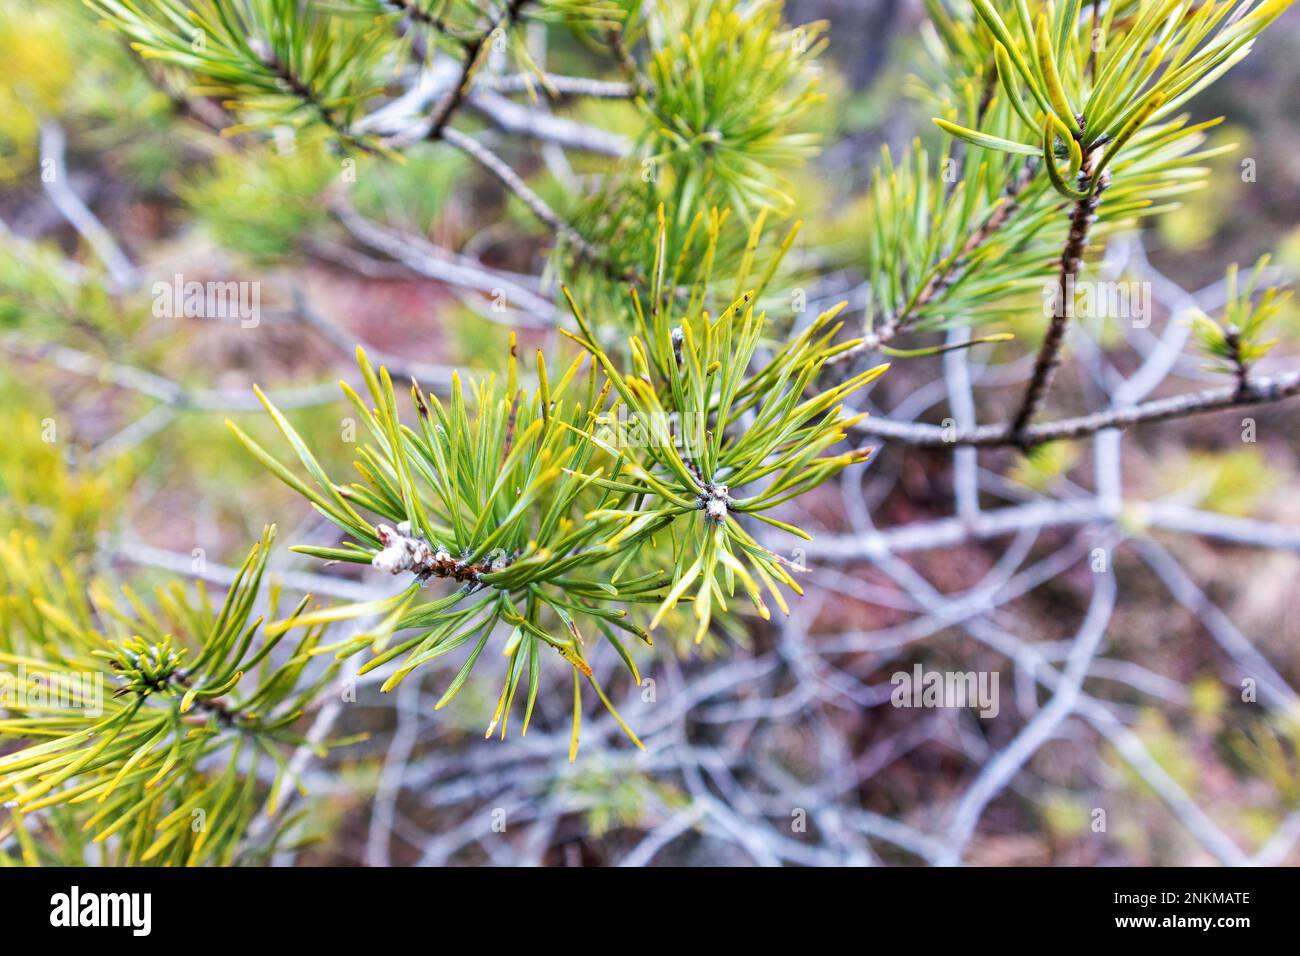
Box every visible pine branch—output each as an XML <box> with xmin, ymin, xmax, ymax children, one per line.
<box><xmin>0</xmin><ymin>529</ymin><xmax>340</xmax><ymax>864</ymax></box>
<box><xmin>228</xmin><ymin>213</ymin><xmax>885</xmax><ymax>750</ymax></box>
<box><xmin>606</xmin><ymin>26</ymin><xmax>650</xmax><ymax>100</ymax></box>
<box><xmin>835</xmin><ymin>157</ymin><xmax>1040</xmax><ymax>362</ymax></box>
<box><xmin>252</xmin><ymin>42</ymin><xmax>378</xmax><ymax>155</ymax></box>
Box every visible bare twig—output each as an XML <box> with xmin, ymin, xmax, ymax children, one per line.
<box><xmin>1</xmin><ymin>334</ymin><xmax>348</xmax><ymax>411</ymax></box>
<box><xmin>110</xmin><ymin>535</ymin><xmax>385</xmax><ymax>604</ymax></box>
<box><xmin>849</xmin><ymin>369</ymin><xmax>1300</xmax><ymax>448</ymax></box>
<box><xmin>803</xmin><ymin>495</ymin><xmax>1300</xmax><ymax>560</ymax></box>
<box><xmin>937</xmin><ymin>571</ymin><xmax>1115</xmax><ymax>865</ymax></box>
<box><xmin>440</xmin><ymin>126</ymin><xmax>623</xmax><ymax>275</ymax></box>
<box><xmin>477</xmin><ymin>72</ymin><xmax>634</xmax><ymax>98</ymax></box>
<box><xmin>328</xmin><ymin>195</ymin><xmax>556</xmax><ymax>320</ymax></box>
<box><xmin>383</xmin><ymin>0</ymin><xmax>471</xmax><ymax>39</ymax></box>
<box><xmin>467</xmin><ymin>88</ymin><xmax>631</xmax><ymax>156</ymax></box>
<box><xmin>38</xmin><ymin>123</ymin><xmax>137</xmax><ymax>291</ymax></box>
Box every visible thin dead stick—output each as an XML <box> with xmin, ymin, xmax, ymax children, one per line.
<box><xmin>327</xmin><ymin>196</ymin><xmax>556</xmax><ymax>318</ymax></box>
<box><xmin>441</xmin><ymin>126</ymin><xmax>628</xmax><ymax>278</ymax></box>
<box><xmin>476</xmin><ymin>72</ymin><xmax>634</xmax><ymax>98</ymax></box>
<box><xmin>873</xmin><ymin>552</ymin><xmax>1251</xmax><ymax>866</ymax></box>
<box><xmin>238</xmin><ymin>657</ymin><xmax>361</xmax><ymax>864</ymax></box>
<box><xmin>467</xmin><ymin>88</ymin><xmax>631</xmax><ymax>156</ymax></box>
<box><xmin>804</xmin><ymin>495</ymin><xmax>1300</xmax><ymax>560</ymax></box>
<box><xmin>848</xmin><ymin>369</ymin><xmax>1300</xmax><ymax>448</ymax></box>
<box><xmin>937</xmin><ymin>570</ymin><xmax>1116</xmax><ymax>865</ymax></box>
<box><xmin>0</xmin><ymin>333</ymin><xmax>445</xmax><ymax>411</ymax></box>
<box><xmin>38</xmin><ymin>123</ymin><xmax>137</xmax><ymax>291</ymax></box>
<box><xmin>110</xmin><ymin>535</ymin><xmax>385</xmax><ymax>604</ymax></box>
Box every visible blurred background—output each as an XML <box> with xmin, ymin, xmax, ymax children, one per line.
<box><xmin>2</xmin><ymin>0</ymin><xmax>1300</xmax><ymax>865</ymax></box>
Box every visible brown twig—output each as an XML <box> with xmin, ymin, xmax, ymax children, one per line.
<box><xmin>171</xmin><ymin>671</ymin><xmax>255</xmax><ymax>728</ymax></box>
<box><xmin>425</xmin><ymin>0</ymin><xmax>531</xmax><ymax>142</ymax></box>
<box><xmin>607</xmin><ymin>27</ymin><xmax>650</xmax><ymax>101</ymax></box>
<box><xmin>1086</xmin><ymin>0</ymin><xmax>1103</xmax><ymax>80</ymax></box>
<box><xmin>1009</xmin><ymin>149</ymin><xmax>1105</xmax><ymax>441</ymax></box>
<box><xmin>384</xmin><ymin>0</ymin><xmax>473</xmax><ymax>43</ymax></box>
